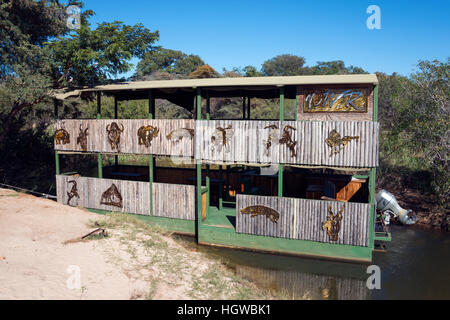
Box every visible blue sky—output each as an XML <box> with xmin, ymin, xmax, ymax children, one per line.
<box><xmin>82</xmin><ymin>0</ymin><xmax>449</xmax><ymax>77</ymax></box>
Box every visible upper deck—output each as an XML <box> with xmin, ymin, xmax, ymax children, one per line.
<box><xmin>54</xmin><ymin>74</ymin><xmax>379</xmax><ymax>168</ymax></box>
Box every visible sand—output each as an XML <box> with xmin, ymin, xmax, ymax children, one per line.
<box><xmin>0</xmin><ymin>188</ymin><xmax>270</xmax><ymax>300</ymax></box>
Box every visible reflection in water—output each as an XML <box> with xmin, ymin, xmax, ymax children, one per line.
<box><xmin>178</xmin><ymin>226</ymin><xmax>449</xmax><ymax>300</ymax></box>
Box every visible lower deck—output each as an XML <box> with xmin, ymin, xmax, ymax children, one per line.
<box><xmin>56</xmin><ymin>162</ymin><xmax>376</xmax><ymax>263</ymax></box>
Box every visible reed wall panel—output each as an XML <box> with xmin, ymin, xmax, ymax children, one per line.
<box><xmin>54</xmin><ymin>119</ymin><xmax>194</xmax><ymax>157</ymax></box>
<box><xmin>236</xmin><ymin>194</ymin><xmax>371</xmax><ymax>247</ymax></box>
<box><xmin>152</xmin><ymin>183</ymin><xmax>195</xmax><ymax>220</ymax></box>
<box><xmin>195</xmin><ymin>120</ymin><xmax>379</xmax><ymax>167</ymax></box>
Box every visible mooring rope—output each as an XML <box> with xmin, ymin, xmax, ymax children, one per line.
<box><xmin>0</xmin><ymin>182</ymin><xmax>57</xmax><ymax>199</ymax></box>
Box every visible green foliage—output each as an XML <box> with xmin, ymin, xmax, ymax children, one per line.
<box><xmin>306</xmin><ymin>60</ymin><xmax>368</xmax><ymax>75</ymax></box>
<box><xmin>377</xmin><ymin>59</ymin><xmax>449</xmax><ymax>206</ymax></box>
<box><xmin>189</xmin><ymin>64</ymin><xmax>220</xmax><ymax>78</ymax></box>
<box><xmin>48</xmin><ymin>21</ymin><xmax>159</xmax><ymax>87</ymax></box>
<box><xmin>134</xmin><ymin>48</ymin><xmax>204</xmax><ymax>79</ymax></box>
<box><xmin>262</xmin><ymin>54</ymin><xmax>306</xmax><ymax>76</ymax></box>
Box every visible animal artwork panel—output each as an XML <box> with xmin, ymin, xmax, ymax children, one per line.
<box><xmin>54</xmin><ymin>128</ymin><xmax>70</xmax><ymax>145</ymax></box>
<box><xmin>76</xmin><ymin>124</ymin><xmax>89</xmax><ymax>151</ymax></box>
<box><xmin>167</xmin><ymin>128</ymin><xmax>194</xmax><ymax>143</ymax></box>
<box><xmin>211</xmin><ymin>124</ymin><xmax>234</xmax><ymax>153</ymax></box>
<box><xmin>106</xmin><ymin>122</ymin><xmax>124</xmax><ymax>152</ymax></box>
<box><xmin>100</xmin><ymin>183</ymin><xmax>123</xmax><ymax>208</ymax></box>
<box><xmin>67</xmin><ymin>180</ymin><xmax>80</xmax><ymax>206</ymax></box>
<box><xmin>240</xmin><ymin>205</ymin><xmax>280</xmax><ymax>223</ymax></box>
<box><xmin>322</xmin><ymin>204</ymin><xmax>345</xmax><ymax>242</ymax></box>
<box><xmin>138</xmin><ymin>125</ymin><xmax>159</xmax><ymax>148</ymax></box>
<box><xmin>325</xmin><ymin>129</ymin><xmax>359</xmax><ymax>156</ymax></box>
<box><xmin>279</xmin><ymin>125</ymin><xmax>297</xmax><ymax>158</ymax></box>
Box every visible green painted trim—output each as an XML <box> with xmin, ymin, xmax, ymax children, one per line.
<box><xmin>149</xmin><ymin>155</ymin><xmax>154</xmax><ymax>216</ymax></box>
<box><xmin>278</xmin><ymin>164</ymin><xmax>283</xmax><ymax>197</ymax></box>
<box><xmin>279</xmin><ymin>86</ymin><xmax>285</xmax><ymax>121</ymax></box>
<box><xmin>206</xmin><ymin>164</ymin><xmax>210</xmax><ymax>218</ymax></box>
<box><xmin>375</xmin><ymin>232</ymin><xmax>392</xmax><ymax>242</ymax></box>
<box><xmin>247</xmin><ymin>97</ymin><xmax>251</xmax><ymax>120</ymax></box>
<box><xmin>373</xmin><ymin>85</ymin><xmax>379</xmax><ymax>122</ymax></box>
<box><xmin>197</xmin><ymin>163</ymin><xmax>202</xmax><ymax>227</ymax></box>
<box><xmin>55</xmin><ymin>151</ymin><xmax>60</xmax><ymax>175</ymax></box>
<box><xmin>97</xmin><ymin>154</ymin><xmax>103</xmax><ymax>178</ymax></box>
<box><xmin>368</xmin><ymin>168</ymin><xmax>376</xmax><ymax>248</ymax></box>
<box><xmin>353</xmin><ymin>175</ymin><xmax>369</xmax><ymax>179</ymax></box>
<box><xmin>295</xmin><ymin>89</ymin><xmax>298</xmax><ymax>121</ymax></box>
<box><xmin>198</xmin><ymin>227</ymin><xmax>372</xmax><ymax>263</ymax></box>
<box><xmin>87</xmin><ymin>209</ymin><xmax>195</xmax><ymax>235</ymax></box>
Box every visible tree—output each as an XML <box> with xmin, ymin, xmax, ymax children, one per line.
<box><xmin>308</xmin><ymin>60</ymin><xmax>368</xmax><ymax>75</ymax></box>
<box><xmin>189</xmin><ymin>64</ymin><xmax>220</xmax><ymax>79</ymax></box>
<box><xmin>261</xmin><ymin>54</ymin><xmax>306</xmax><ymax>76</ymax></box>
<box><xmin>135</xmin><ymin>48</ymin><xmax>204</xmax><ymax>79</ymax></box>
<box><xmin>0</xmin><ymin>1</ymin><xmax>159</xmax><ymax>145</ymax></box>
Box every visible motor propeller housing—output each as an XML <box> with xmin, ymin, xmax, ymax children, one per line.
<box><xmin>376</xmin><ymin>190</ymin><xmax>417</xmax><ymax>225</ymax></box>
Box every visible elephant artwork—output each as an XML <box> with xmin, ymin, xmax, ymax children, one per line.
<box><xmin>106</xmin><ymin>122</ymin><xmax>124</xmax><ymax>152</ymax></box>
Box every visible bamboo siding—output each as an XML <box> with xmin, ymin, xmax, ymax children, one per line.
<box><xmin>54</xmin><ymin>119</ymin><xmax>194</xmax><ymax>157</ymax></box>
<box><xmin>56</xmin><ymin>175</ymin><xmax>195</xmax><ymax>219</ymax></box>
<box><xmin>195</xmin><ymin>120</ymin><xmax>379</xmax><ymax>167</ymax></box>
<box><xmin>56</xmin><ymin>175</ymin><xmax>151</xmax><ymax>215</ymax></box>
<box><xmin>152</xmin><ymin>183</ymin><xmax>196</xmax><ymax>220</ymax></box>
<box><xmin>236</xmin><ymin>194</ymin><xmax>371</xmax><ymax>247</ymax></box>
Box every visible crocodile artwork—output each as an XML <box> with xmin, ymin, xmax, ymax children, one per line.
<box><xmin>76</xmin><ymin>124</ymin><xmax>89</xmax><ymax>152</ymax></box>
<box><xmin>54</xmin><ymin>128</ymin><xmax>70</xmax><ymax>145</ymax></box>
<box><xmin>325</xmin><ymin>129</ymin><xmax>359</xmax><ymax>156</ymax></box>
<box><xmin>137</xmin><ymin>125</ymin><xmax>159</xmax><ymax>148</ymax></box>
<box><xmin>106</xmin><ymin>122</ymin><xmax>124</xmax><ymax>152</ymax></box>
<box><xmin>322</xmin><ymin>204</ymin><xmax>345</xmax><ymax>242</ymax></box>
<box><xmin>240</xmin><ymin>205</ymin><xmax>280</xmax><ymax>223</ymax></box>
<box><xmin>66</xmin><ymin>180</ymin><xmax>80</xmax><ymax>206</ymax></box>
<box><xmin>279</xmin><ymin>125</ymin><xmax>297</xmax><ymax>158</ymax></box>
<box><xmin>100</xmin><ymin>183</ymin><xmax>123</xmax><ymax>208</ymax></box>
<box><xmin>211</xmin><ymin>124</ymin><xmax>234</xmax><ymax>153</ymax></box>
<box><xmin>167</xmin><ymin>128</ymin><xmax>194</xmax><ymax>143</ymax></box>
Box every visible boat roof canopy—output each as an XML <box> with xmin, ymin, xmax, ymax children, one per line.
<box><xmin>54</xmin><ymin>74</ymin><xmax>378</xmax><ymax>111</ymax></box>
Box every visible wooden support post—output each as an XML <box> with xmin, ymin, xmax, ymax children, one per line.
<box><xmin>196</xmin><ymin>88</ymin><xmax>202</xmax><ymax>241</ymax></box>
<box><xmin>97</xmin><ymin>92</ymin><xmax>103</xmax><ymax>179</ymax></box>
<box><xmin>54</xmin><ymin>99</ymin><xmax>60</xmax><ymax>175</ymax></box>
<box><xmin>55</xmin><ymin>151</ymin><xmax>60</xmax><ymax>175</ymax></box>
<box><xmin>373</xmin><ymin>85</ymin><xmax>379</xmax><ymax>122</ymax></box>
<box><xmin>206</xmin><ymin>164</ymin><xmax>210</xmax><ymax>217</ymax></box>
<box><xmin>247</xmin><ymin>97</ymin><xmax>251</xmax><ymax>120</ymax></box>
<box><xmin>148</xmin><ymin>89</ymin><xmax>155</xmax><ymax>215</ymax></box>
<box><xmin>278</xmin><ymin>86</ymin><xmax>284</xmax><ymax>197</ymax></box>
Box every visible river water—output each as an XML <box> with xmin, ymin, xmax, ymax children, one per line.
<box><xmin>191</xmin><ymin>226</ymin><xmax>450</xmax><ymax>300</ymax></box>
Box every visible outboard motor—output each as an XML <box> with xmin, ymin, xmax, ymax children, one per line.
<box><xmin>376</xmin><ymin>190</ymin><xmax>417</xmax><ymax>225</ymax></box>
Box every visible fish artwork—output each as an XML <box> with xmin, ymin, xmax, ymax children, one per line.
<box><xmin>325</xmin><ymin>129</ymin><xmax>359</xmax><ymax>156</ymax></box>
<box><xmin>240</xmin><ymin>205</ymin><xmax>280</xmax><ymax>223</ymax></box>
<box><xmin>167</xmin><ymin>128</ymin><xmax>194</xmax><ymax>143</ymax></box>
